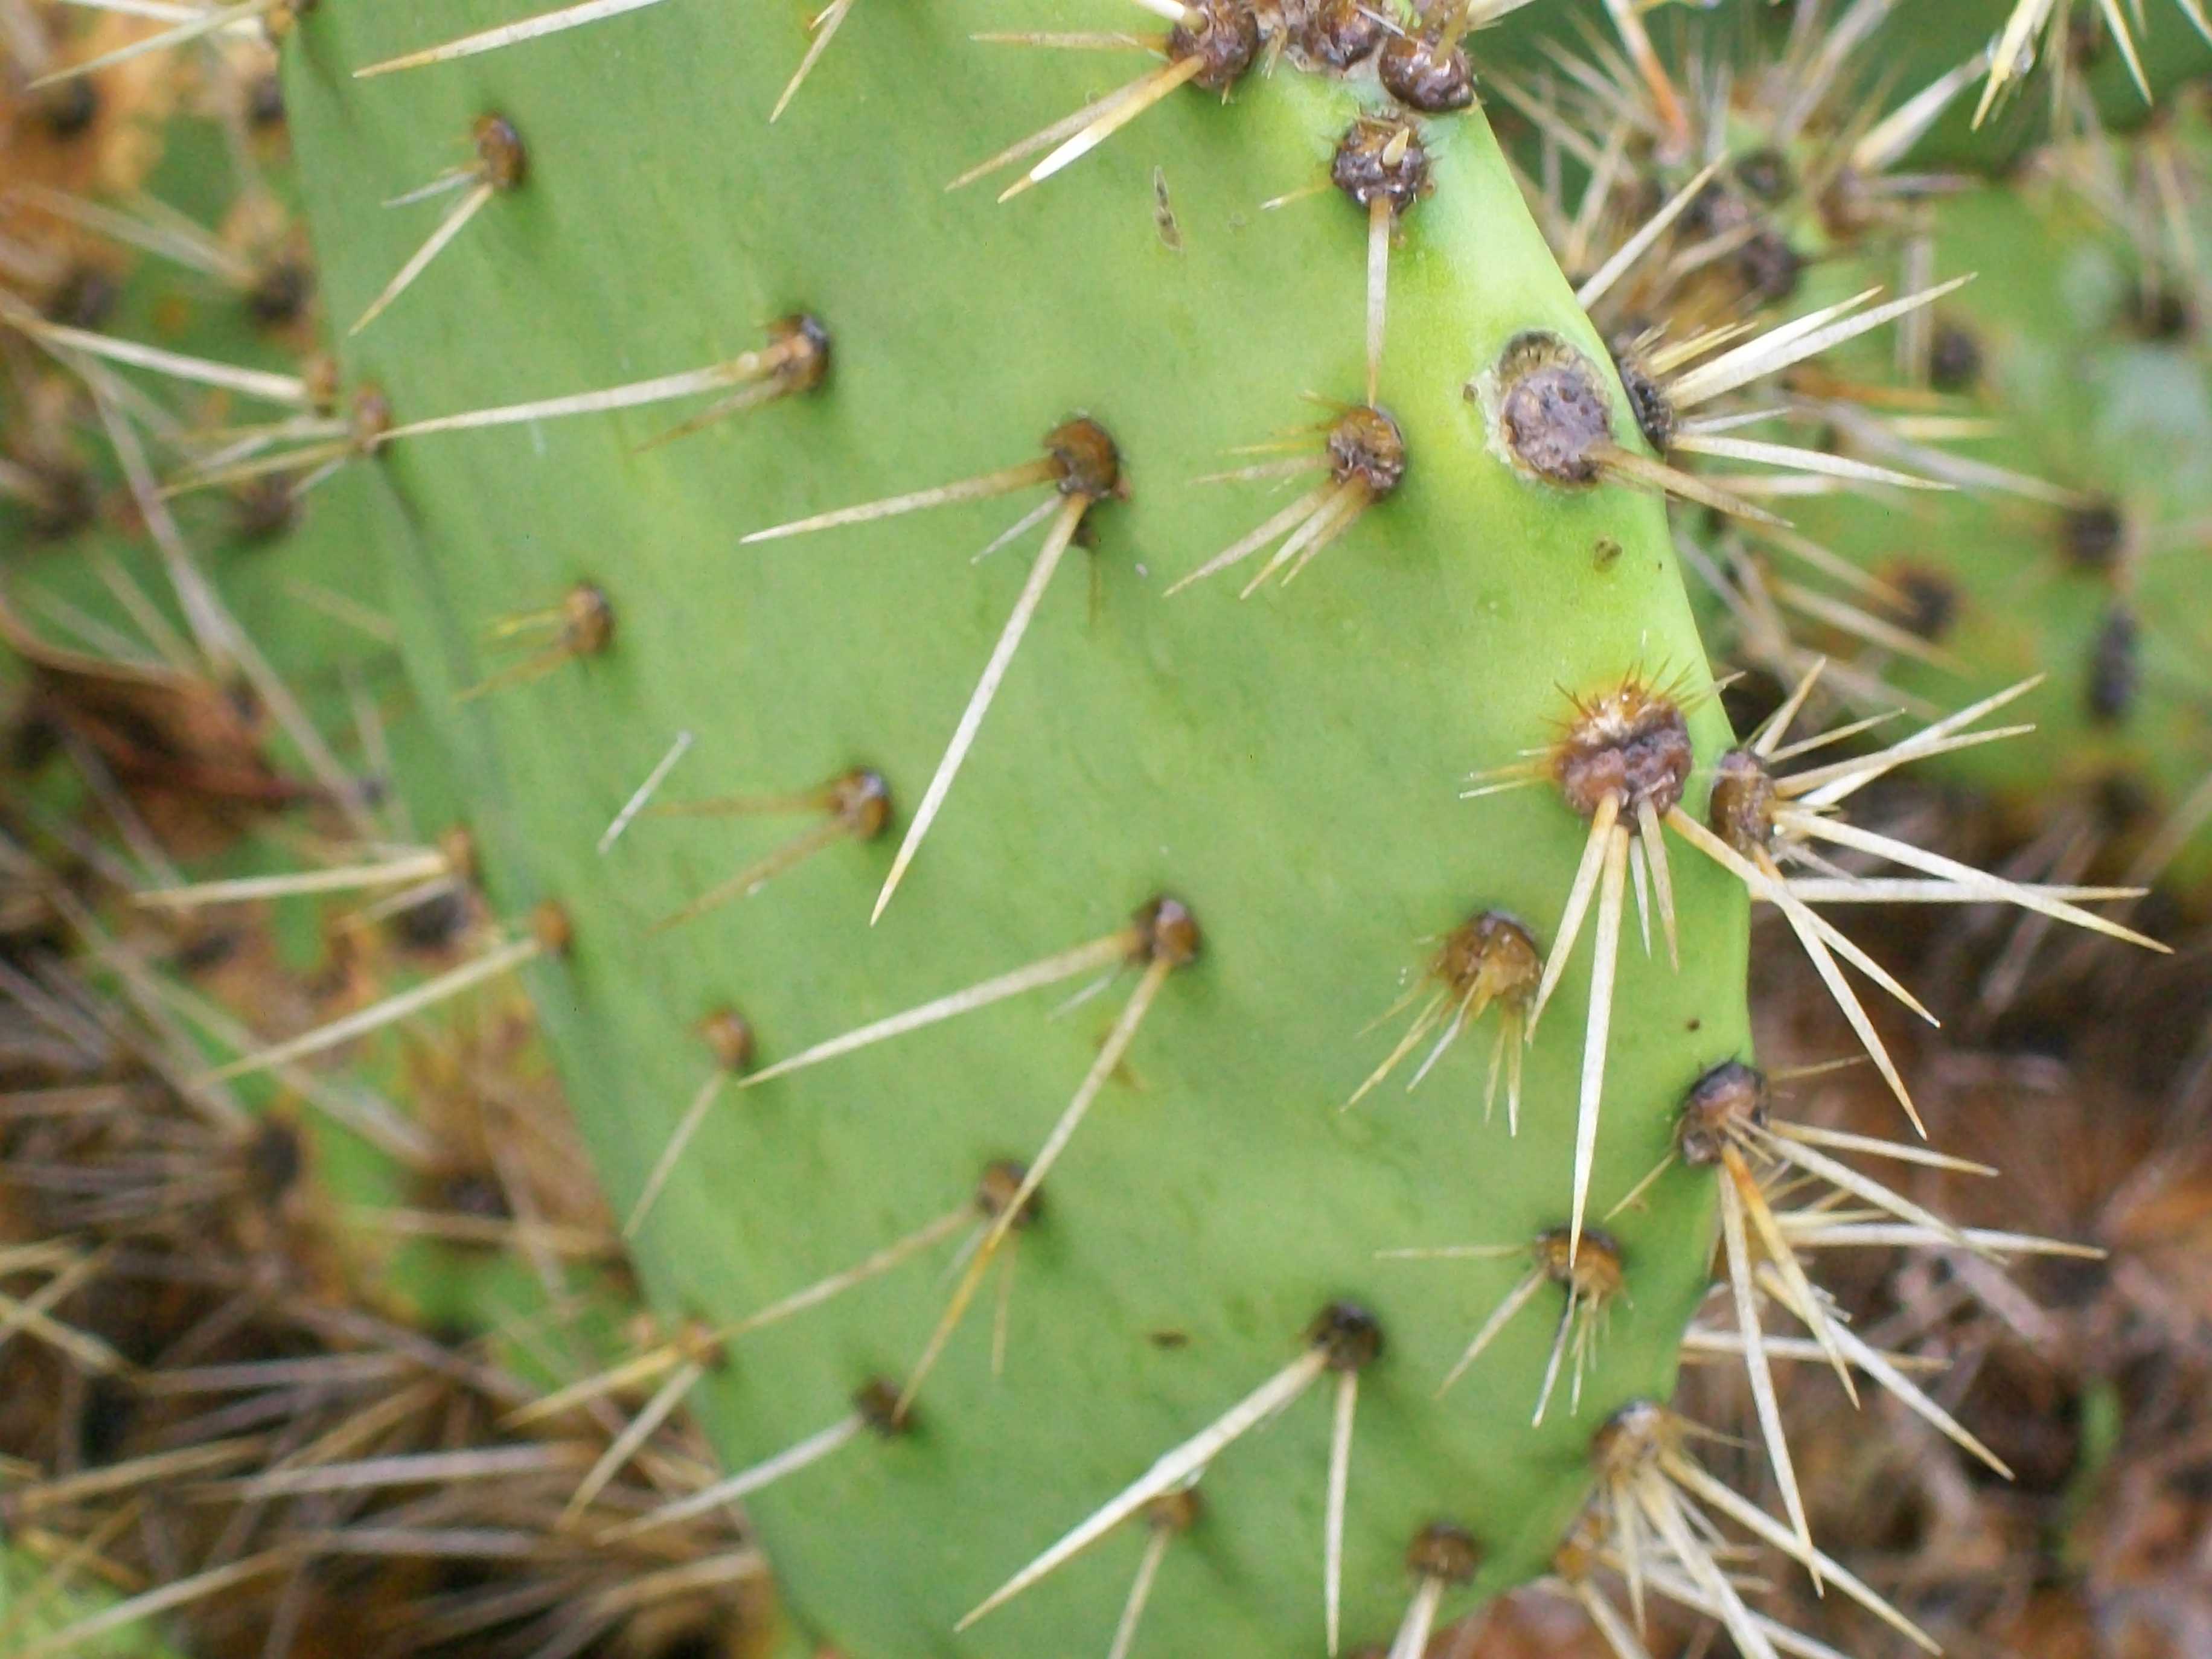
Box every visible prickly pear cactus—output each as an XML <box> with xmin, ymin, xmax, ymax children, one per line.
<box><xmin>1465</xmin><ymin>4</ymin><xmax>2212</xmax><ymax>919</ymax></box>
<box><xmin>1789</xmin><ymin>115</ymin><xmax>2212</xmax><ymax>898</ymax></box>
<box><xmin>22</xmin><ymin>2</ymin><xmax>2198</xmax><ymax>1657</ymax></box>
<box><xmin>278</xmin><ymin>4</ymin><xmax>1752</xmax><ymax>1652</ymax></box>
<box><xmin>1589</xmin><ymin>49</ymin><xmax>2212</xmax><ymax>904</ymax></box>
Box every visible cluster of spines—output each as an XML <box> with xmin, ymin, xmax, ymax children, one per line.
<box><xmin>5</xmin><ymin>0</ymin><xmax>2199</xmax><ymax>1655</ymax></box>
<box><xmin>0</xmin><ymin>847</ymin><xmax>769</xmax><ymax>1659</ymax></box>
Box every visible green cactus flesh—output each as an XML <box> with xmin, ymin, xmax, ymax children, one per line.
<box><xmin>273</xmin><ymin>4</ymin><xmax>1755</xmax><ymax>1652</ymax></box>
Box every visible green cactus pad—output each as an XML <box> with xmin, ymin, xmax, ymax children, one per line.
<box><xmin>1784</xmin><ymin>124</ymin><xmax>2212</xmax><ymax>898</ymax></box>
<box><xmin>277</xmin><ymin>5</ymin><xmax>1751</xmax><ymax>1653</ymax></box>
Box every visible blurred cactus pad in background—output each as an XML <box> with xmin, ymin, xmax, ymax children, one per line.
<box><xmin>8</xmin><ymin>4</ymin><xmax>2212</xmax><ymax>1659</ymax></box>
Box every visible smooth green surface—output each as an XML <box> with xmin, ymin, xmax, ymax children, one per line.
<box><xmin>281</xmin><ymin>8</ymin><xmax>1751</xmax><ymax>1655</ymax></box>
